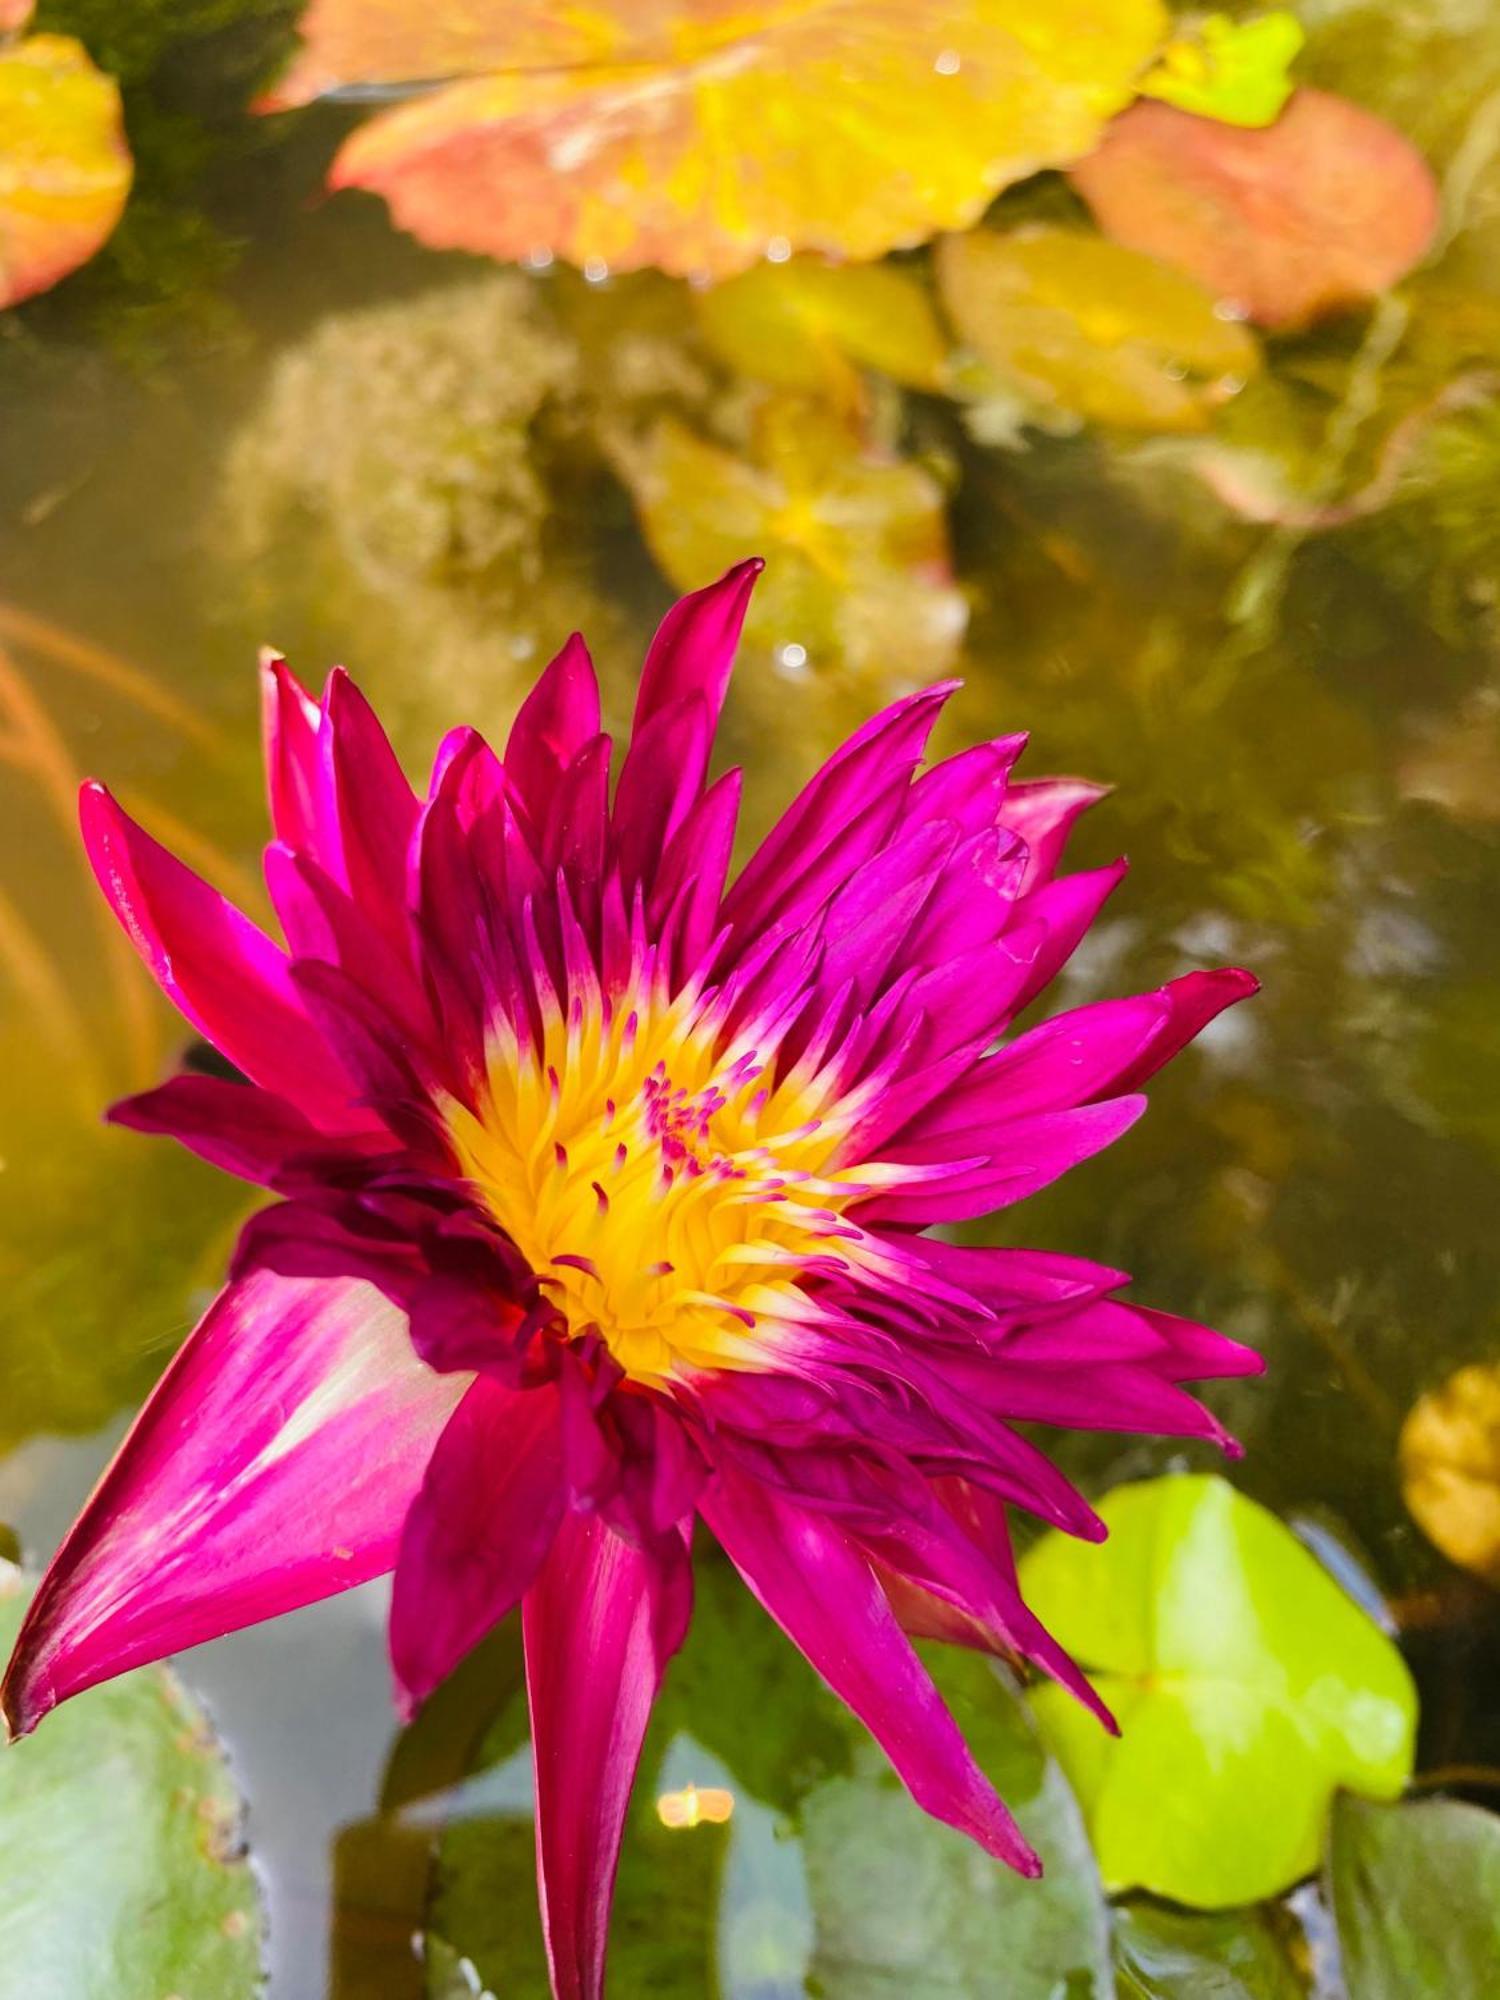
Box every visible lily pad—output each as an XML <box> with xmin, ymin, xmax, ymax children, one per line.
<box><xmin>938</xmin><ymin>224</ymin><xmax>1260</xmax><ymax>433</ymax></box>
<box><xmin>696</xmin><ymin>257</ymin><xmax>950</xmax><ymax>403</ymax></box>
<box><xmin>1018</xmin><ymin>1475</ymin><xmax>1417</xmax><ymax>1906</ymax></box>
<box><xmin>1398</xmin><ymin>1364</ymin><xmax>1500</xmax><ymax>1586</ymax></box>
<box><xmin>264</xmin><ymin>0</ymin><xmax>1170</xmax><ymax>279</ymax></box>
<box><xmin>615</xmin><ymin>398</ymin><xmax>968</xmax><ymax>678</ymax></box>
<box><xmin>1326</xmin><ymin>1793</ymin><xmax>1500</xmax><ymax>1998</ymax></box>
<box><xmin>1139</xmin><ymin>12</ymin><xmax>1304</xmax><ymax>129</ymax></box>
<box><xmin>1070</xmin><ymin>90</ymin><xmax>1440</xmax><ymax>330</ymax></box>
<box><xmin>1114</xmin><ymin>1900</ymin><xmax>1308</xmax><ymax>1998</ymax></box>
<box><xmin>0</xmin><ymin>32</ymin><xmax>132</xmax><ymax>308</ymax></box>
<box><xmin>803</xmin><ymin>1648</ymin><xmax>1114</xmax><ymax>1999</ymax></box>
<box><xmin>0</xmin><ymin>1562</ymin><xmax>264</xmax><ymax>1998</ymax></box>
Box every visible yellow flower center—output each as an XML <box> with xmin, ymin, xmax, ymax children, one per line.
<box><xmin>444</xmin><ymin>982</ymin><xmax>874</xmax><ymax>1385</ymax></box>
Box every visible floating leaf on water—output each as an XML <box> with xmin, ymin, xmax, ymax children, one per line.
<box><xmin>1114</xmin><ymin>1899</ymin><xmax>1309</xmax><ymax>1998</ymax></box>
<box><xmin>1325</xmin><ymin>1793</ymin><xmax>1500</xmax><ymax>1999</ymax></box>
<box><xmin>1018</xmin><ymin>1475</ymin><xmax>1417</xmax><ymax>1906</ymax></box>
<box><xmin>615</xmin><ymin>398</ymin><xmax>968</xmax><ymax>679</ymax></box>
<box><xmin>695</xmin><ymin>256</ymin><xmax>950</xmax><ymax>405</ymax></box>
<box><xmin>938</xmin><ymin>224</ymin><xmax>1261</xmax><ymax>434</ymax></box>
<box><xmin>0</xmin><ymin>33</ymin><xmax>132</xmax><ymax>309</ymax></box>
<box><xmin>802</xmin><ymin>1649</ymin><xmax>1113</xmax><ymax>2000</ymax></box>
<box><xmin>0</xmin><ymin>1563</ymin><xmax>265</xmax><ymax>1998</ymax></box>
<box><xmin>1139</xmin><ymin>12</ymin><xmax>1304</xmax><ymax>129</ymax></box>
<box><xmin>1398</xmin><ymin>1363</ymin><xmax>1500</xmax><ymax>1586</ymax></box>
<box><xmin>263</xmin><ymin>0</ymin><xmax>1171</xmax><ymax>279</ymax></box>
<box><xmin>1070</xmin><ymin>91</ymin><xmax>1440</xmax><ymax>330</ymax></box>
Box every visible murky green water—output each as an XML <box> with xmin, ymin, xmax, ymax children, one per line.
<box><xmin>4</xmin><ymin>4</ymin><xmax>1500</xmax><ymax>1995</ymax></box>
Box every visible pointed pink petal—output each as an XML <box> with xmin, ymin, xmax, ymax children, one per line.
<box><xmin>505</xmin><ymin>633</ymin><xmax>602</xmax><ymax>833</ymax></box>
<box><xmin>867</xmin><ymin>1094</ymin><xmax>1148</xmax><ymax>1223</ymax></box>
<box><xmin>1005</xmin><ymin>860</ymin><xmax>1129</xmax><ymax>1011</ymax></box>
<box><xmin>1000</xmin><ymin>777</ymin><xmax>1108</xmax><ymax>892</ymax></box>
<box><xmin>390</xmin><ymin>1379</ymin><xmax>564</xmax><ymax>1716</ymax></box>
<box><xmin>523</xmin><ymin>1511</ymin><xmax>693</xmax><ymax>2000</ymax></box>
<box><xmin>79</xmin><ymin>782</ymin><xmax>353</xmax><ymax>1125</ymax></box>
<box><xmin>106</xmin><ymin>1073</ymin><xmax>367</xmax><ymax>1185</ymax></box>
<box><xmin>1</xmin><ymin>1265</ymin><xmax>464</xmax><ymax>1736</ymax></box>
<box><xmin>721</xmin><ymin>683</ymin><xmax>956</xmax><ymax>946</ymax></box>
<box><xmin>632</xmin><ymin>558</ymin><xmax>762</xmax><ymax>733</ymax></box>
<box><xmin>701</xmin><ymin>1465</ymin><xmax>1038</xmax><ymax>1874</ymax></box>
<box><xmin>259</xmin><ymin>652</ymin><xmax>323</xmax><ymax>850</ymax></box>
<box><xmin>319</xmin><ymin>668</ymin><xmax>421</xmax><ymax>946</ymax></box>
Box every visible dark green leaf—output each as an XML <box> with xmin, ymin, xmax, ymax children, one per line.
<box><xmin>1326</xmin><ymin>1792</ymin><xmax>1500</xmax><ymax>1999</ymax></box>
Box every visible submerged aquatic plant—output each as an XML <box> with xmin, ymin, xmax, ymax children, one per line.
<box><xmin>1</xmin><ymin>562</ymin><xmax>1259</xmax><ymax>1998</ymax></box>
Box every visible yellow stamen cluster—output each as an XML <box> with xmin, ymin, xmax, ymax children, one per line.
<box><xmin>444</xmin><ymin>982</ymin><xmax>873</xmax><ymax>1384</ymax></box>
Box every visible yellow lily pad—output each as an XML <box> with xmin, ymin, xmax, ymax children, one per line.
<box><xmin>1399</xmin><ymin>1363</ymin><xmax>1500</xmax><ymax>1586</ymax></box>
<box><xmin>937</xmin><ymin>225</ymin><xmax>1260</xmax><ymax>433</ymax></box>
<box><xmin>695</xmin><ymin>256</ymin><xmax>950</xmax><ymax>404</ymax></box>
<box><xmin>0</xmin><ymin>33</ymin><xmax>132</xmax><ymax>309</ymax></box>
<box><xmin>264</xmin><ymin>0</ymin><xmax>1170</xmax><ymax>279</ymax></box>
<box><xmin>616</xmin><ymin>397</ymin><xmax>967</xmax><ymax>678</ymax></box>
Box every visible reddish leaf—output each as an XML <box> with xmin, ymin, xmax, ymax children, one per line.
<box><xmin>1069</xmin><ymin>89</ymin><xmax>1440</xmax><ymax>331</ymax></box>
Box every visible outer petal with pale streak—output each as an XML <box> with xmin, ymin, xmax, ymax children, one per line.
<box><xmin>1</xmin><ymin>1267</ymin><xmax>466</xmax><ymax>1737</ymax></box>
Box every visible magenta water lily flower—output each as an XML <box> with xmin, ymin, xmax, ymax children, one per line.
<box><xmin>2</xmin><ymin>561</ymin><xmax>1259</xmax><ymax>1997</ymax></box>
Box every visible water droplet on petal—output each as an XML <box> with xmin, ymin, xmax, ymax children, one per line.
<box><xmin>583</xmin><ymin>256</ymin><xmax>609</xmax><ymax>284</ymax></box>
<box><xmin>935</xmin><ymin>49</ymin><xmax>962</xmax><ymax>75</ymax></box>
<box><xmin>766</xmin><ymin>235</ymin><xmax>792</xmax><ymax>264</ymax></box>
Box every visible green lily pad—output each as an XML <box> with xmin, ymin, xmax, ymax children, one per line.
<box><xmin>1140</xmin><ymin>13</ymin><xmax>1304</xmax><ymax>129</ymax></box>
<box><xmin>1018</xmin><ymin>1476</ymin><xmax>1417</xmax><ymax>1906</ymax></box>
<box><xmin>0</xmin><ymin>1562</ymin><xmax>264</xmax><ymax>1998</ymax></box>
<box><xmin>804</xmin><ymin>1647</ymin><xmax>1113</xmax><ymax>1999</ymax></box>
<box><xmin>1326</xmin><ymin>1793</ymin><xmax>1500</xmax><ymax>1998</ymax></box>
<box><xmin>1114</xmin><ymin>1899</ymin><xmax>1308</xmax><ymax>1997</ymax></box>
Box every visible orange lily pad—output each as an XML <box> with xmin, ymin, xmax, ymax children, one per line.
<box><xmin>0</xmin><ymin>33</ymin><xmax>132</xmax><ymax>309</ymax></box>
<box><xmin>938</xmin><ymin>225</ymin><xmax>1259</xmax><ymax>432</ymax></box>
<box><xmin>616</xmin><ymin>398</ymin><xmax>967</xmax><ymax>676</ymax></box>
<box><xmin>1069</xmin><ymin>89</ymin><xmax>1440</xmax><ymax>331</ymax></box>
<box><xmin>264</xmin><ymin>0</ymin><xmax>1170</xmax><ymax>279</ymax></box>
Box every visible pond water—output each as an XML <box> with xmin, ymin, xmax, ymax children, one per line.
<box><xmin>3</xmin><ymin>4</ymin><xmax>1500</xmax><ymax>1997</ymax></box>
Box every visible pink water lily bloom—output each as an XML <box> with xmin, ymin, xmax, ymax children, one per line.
<box><xmin>2</xmin><ymin>561</ymin><xmax>1260</xmax><ymax>1998</ymax></box>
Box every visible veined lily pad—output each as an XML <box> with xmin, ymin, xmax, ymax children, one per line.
<box><xmin>0</xmin><ymin>1563</ymin><xmax>264</xmax><ymax>1998</ymax></box>
<box><xmin>1018</xmin><ymin>1475</ymin><xmax>1417</xmax><ymax>1907</ymax></box>
<box><xmin>938</xmin><ymin>225</ymin><xmax>1260</xmax><ymax>433</ymax></box>
<box><xmin>1326</xmin><ymin>1793</ymin><xmax>1500</xmax><ymax>1998</ymax></box>
<box><xmin>263</xmin><ymin>0</ymin><xmax>1171</xmax><ymax>279</ymax></box>
<box><xmin>0</xmin><ymin>32</ymin><xmax>132</xmax><ymax>309</ymax></box>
